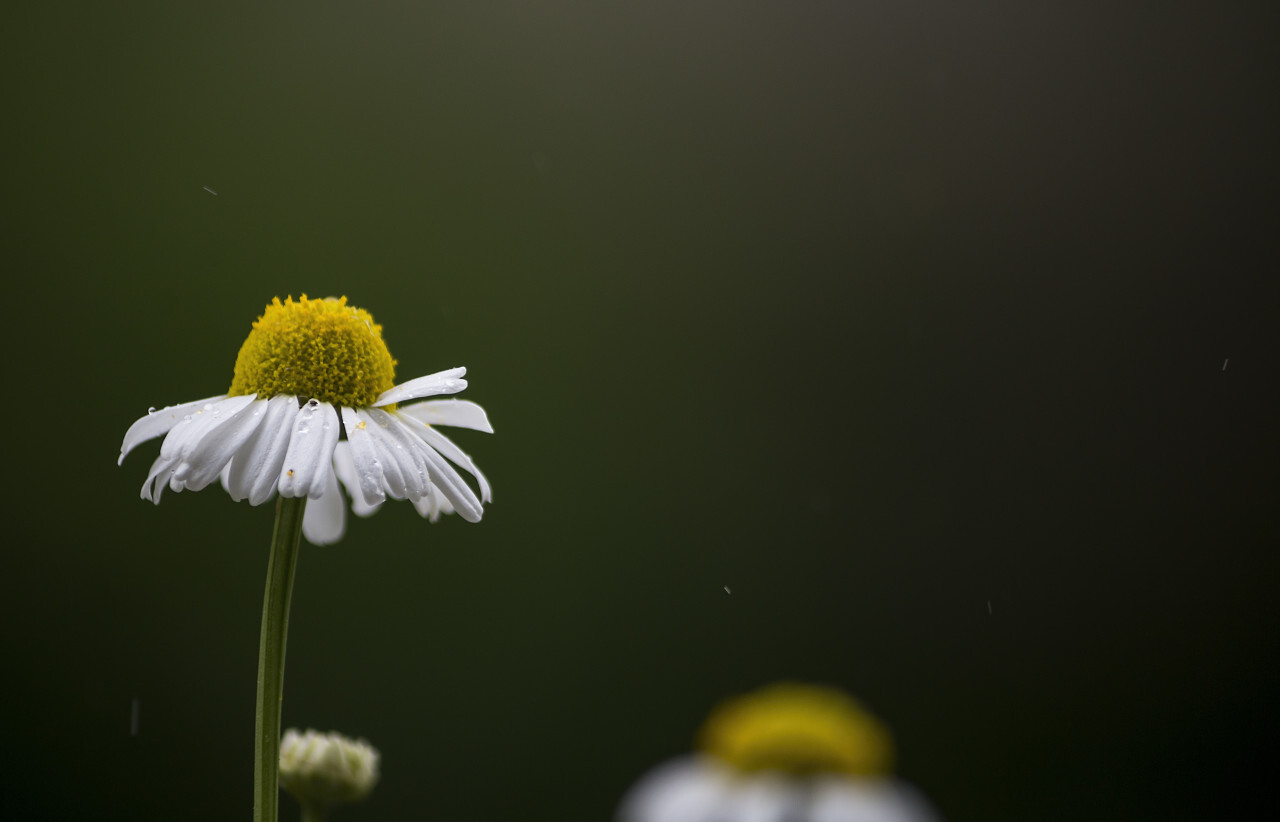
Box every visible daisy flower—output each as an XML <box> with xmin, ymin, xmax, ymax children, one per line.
<box><xmin>118</xmin><ymin>295</ymin><xmax>493</xmax><ymax>545</ymax></box>
<box><xmin>117</xmin><ymin>294</ymin><xmax>489</xmax><ymax>821</ymax></box>
<box><xmin>617</xmin><ymin>683</ymin><xmax>945</xmax><ymax>822</ymax></box>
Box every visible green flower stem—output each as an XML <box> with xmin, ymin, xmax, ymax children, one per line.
<box><xmin>255</xmin><ymin>496</ymin><xmax>307</xmax><ymax>822</ymax></box>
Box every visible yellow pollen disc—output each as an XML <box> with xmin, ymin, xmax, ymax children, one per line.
<box><xmin>697</xmin><ymin>683</ymin><xmax>894</xmax><ymax>777</ymax></box>
<box><xmin>228</xmin><ymin>295</ymin><xmax>397</xmax><ymax>408</ymax></box>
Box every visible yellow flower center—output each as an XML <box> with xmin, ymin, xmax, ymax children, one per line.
<box><xmin>228</xmin><ymin>295</ymin><xmax>397</xmax><ymax>408</ymax></box>
<box><xmin>697</xmin><ymin>683</ymin><xmax>893</xmax><ymax>777</ymax></box>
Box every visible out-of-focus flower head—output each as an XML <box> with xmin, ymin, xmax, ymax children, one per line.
<box><xmin>279</xmin><ymin>728</ymin><xmax>380</xmax><ymax>809</ymax></box>
<box><xmin>617</xmin><ymin>682</ymin><xmax>944</xmax><ymax>822</ymax></box>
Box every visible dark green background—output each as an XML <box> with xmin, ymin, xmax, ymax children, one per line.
<box><xmin>4</xmin><ymin>2</ymin><xmax>1277</xmax><ymax>820</ymax></box>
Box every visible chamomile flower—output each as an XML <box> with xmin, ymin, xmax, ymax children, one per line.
<box><xmin>118</xmin><ymin>295</ymin><xmax>493</xmax><ymax>545</ymax></box>
<box><xmin>617</xmin><ymin>684</ymin><xmax>944</xmax><ymax>822</ymax></box>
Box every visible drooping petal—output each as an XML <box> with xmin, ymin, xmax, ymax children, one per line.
<box><xmin>411</xmin><ymin>488</ymin><xmax>439</xmax><ymax>522</ymax></box>
<box><xmin>171</xmin><ymin>396</ymin><xmax>265</xmax><ymax>492</ymax></box>
<box><xmin>164</xmin><ymin>395</ymin><xmax>260</xmax><ymax>493</ymax></box>
<box><xmin>278</xmin><ymin>400</ymin><xmax>341</xmax><ymax>499</ymax></box>
<box><xmin>141</xmin><ymin>454</ymin><xmax>179</xmax><ymax>503</ymax></box>
<box><xmin>398</xmin><ymin>413</ymin><xmax>492</xmax><ymax>503</ymax></box>
<box><xmin>397</xmin><ymin>399</ymin><xmax>494</xmax><ymax>433</ymax></box>
<box><xmin>398</xmin><ymin>414</ymin><xmax>483</xmax><ymax>522</ymax></box>
<box><xmin>341</xmin><ymin>407</ymin><xmax>387</xmax><ymax>508</ymax></box>
<box><xmin>333</xmin><ymin>441</ymin><xmax>382</xmax><ymax>517</ymax></box>
<box><xmin>412</xmin><ymin>482</ymin><xmax>455</xmax><ymax>523</ymax></box>
<box><xmin>155</xmin><ymin>396</ymin><xmax>250</xmax><ymax>464</ymax></box>
<box><xmin>160</xmin><ymin>395</ymin><xmax>257</xmax><ymax>463</ymax></box>
<box><xmin>366</xmin><ymin>408</ymin><xmax>431</xmax><ymax>501</ymax></box>
<box><xmin>302</xmin><ymin>469</ymin><xmax>346</xmax><ymax>546</ymax></box>
<box><xmin>371</xmin><ymin>367</ymin><xmax>467</xmax><ymax>407</ymax></box>
<box><xmin>226</xmin><ymin>395</ymin><xmax>298</xmax><ymax>506</ymax></box>
<box><xmin>355</xmin><ymin>409</ymin><xmax>410</xmax><ymax>500</ymax></box>
<box><xmin>119</xmin><ymin>395</ymin><xmax>226</xmax><ymax>465</ymax></box>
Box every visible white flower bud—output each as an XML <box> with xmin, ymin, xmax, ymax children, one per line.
<box><xmin>279</xmin><ymin>728</ymin><xmax>380</xmax><ymax>807</ymax></box>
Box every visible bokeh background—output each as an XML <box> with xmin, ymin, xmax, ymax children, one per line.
<box><xmin>4</xmin><ymin>2</ymin><xmax>1278</xmax><ymax>820</ymax></box>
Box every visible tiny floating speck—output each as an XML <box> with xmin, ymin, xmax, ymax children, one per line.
<box><xmin>1222</xmin><ymin>358</ymin><xmax>1229</xmax><ymax>371</ymax></box>
<box><xmin>723</xmin><ymin>585</ymin><xmax>732</xmax><ymax>594</ymax></box>
<box><xmin>203</xmin><ymin>186</ymin><xmax>218</xmax><ymax>196</ymax></box>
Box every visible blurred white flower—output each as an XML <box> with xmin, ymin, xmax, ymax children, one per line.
<box><xmin>617</xmin><ymin>683</ymin><xmax>944</xmax><ymax>822</ymax></box>
<box><xmin>279</xmin><ymin>728</ymin><xmax>380</xmax><ymax>807</ymax></box>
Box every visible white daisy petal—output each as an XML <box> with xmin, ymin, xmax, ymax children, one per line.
<box><xmin>419</xmin><ymin>447</ymin><xmax>483</xmax><ymax>522</ymax></box>
<box><xmin>119</xmin><ymin>395</ymin><xmax>226</xmax><ymax>465</ymax></box>
<box><xmin>333</xmin><ymin>441</ymin><xmax>382</xmax><ymax>517</ymax></box>
<box><xmin>172</xmin><ymin>396</ymin><xmax>265</xmax><ymax>492</ymax></box>
<box><xmin>226</xmin><ymin>395</ymin><xmax>299</xmax><ymax>506</ymax></box>
<box><xmin>278</xmin><ymin>400</ymin><xmax>341</xmax><ymax>500</ymax></box>
<box><xmin>166</xmin><ymin>395</ymin><xmax>260</xmax><ymax>492</ymax></box>
<box><xmin>412</xmin><ymin>483</ymin><xmax>456</xmax><ymax>523</ymax></box>
<box><xmin>302</xmin><ymin>468</ymin><xmax>347</xmax><ymax>546</ymax></box>
<box><xmin>371</xmin><ymin>367</ymin><xmax>467</xmax><ymax>406</ymax></box>
<box><xmin>342</xmin><ymin>407</ymin><xmax>387</xmax><ymax>508</ymax></box>
<box><xmin>419</xmin><ymin>486</ymin><xmax>445</xmax><ymax>517</ymax></box>
<box><xmin>397</xmin><ymin>399</ymin><xmax>494</xmax><ymax>433</ymax></box>
<box><xmin>357</xmin><ymin>409</ymin><xmax>410</xmax><ymax>500</ymax></box>
<box><xmin>159</xmin><ymin>395</ymin><xmax>255</xmax><ymax>465</ymax></box>
<box><xmin>141</xmin><ymin>455</ymin><xmax>179</xmax><ymax>503</ymax></box>
<box><xmin>399</xmin><ymin>414</ymin><xmax>493</xmax><ymax>503</ymax></box>
<box><xmin>398</xmin><ymin>414</ymin><xmax>483</xmax><ymax>522</ymax></box>
<box><xmin>366</xmin><ymin>408</ymin><xmax>431</xmax><ymax>501</ymax></box>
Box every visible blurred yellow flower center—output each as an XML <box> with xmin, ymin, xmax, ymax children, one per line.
<box><xmin>228</xmin><ymin>295</ymin><xmax>397</xmax><ymax>408</ymax></box>
<box><xmin>697</xmin><ymin>683</ymin><xmax>893</xmax><ymax>777</ymax></box>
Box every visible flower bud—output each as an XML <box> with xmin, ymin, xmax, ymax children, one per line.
<box><xmin>279</xmin><ymin>728</ymin><xmax>380</xmax><ymax>807</ymax></box>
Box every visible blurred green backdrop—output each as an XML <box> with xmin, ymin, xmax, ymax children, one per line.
<box><xmin>3</xmin><ymin>2</ymin><xmax>1277</xmax><ymax>820</ymax></box>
